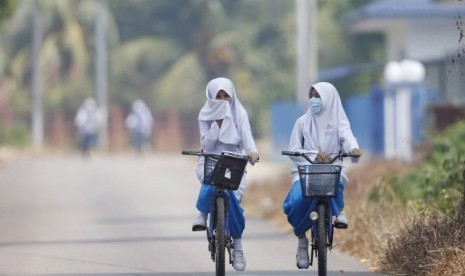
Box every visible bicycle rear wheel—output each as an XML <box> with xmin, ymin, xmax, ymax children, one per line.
<box><xmin>215</xmin><ymin>197</ymin><xmax>226</xmax><ymax>276</ymax></box>
<box><xmin>316</xmin><ymin>203</ymin><xmax>327</xmax><ymax>276</ymax></box>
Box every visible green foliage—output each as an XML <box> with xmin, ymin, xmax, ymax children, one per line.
<box><xmin>152</xmin><ymin>51</ymin><xmax>206</xmax><ymax>113</ymax></box>
<box><xmin>318</xmin><ymin>0</ymin><xmax>385</xmax><ymax>96</ymax></box>
<box><xmin>109</xmin><ymin>36</ymin><xmax>182</xmax><ymax>107</ymax></box>
<box><xmin>0</xmin><ymin>124</ymin><xmax>30</xmax><ymax>147</ymax></box>
<box><xmin>0</xmin><ymin>0</ymin><xmax>15</xmax><ymax>22</ymax></box>
<box><xmin>0</xmin><ymin>0</ymin><xmax>385</xmax><ymax>144</ymax></box>
<box><xmin>373</xmin><ymin>120</ymin><xmax>465</xmax><ymax>213</ymax></box>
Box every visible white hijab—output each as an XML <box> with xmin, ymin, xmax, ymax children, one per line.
<box><xmin>198</xmin><ymin>77</ymin><xmax>246</xmax><ymax>145</ymax></box>
<box><xmin>301</xmin><ymin>82</ymin><xmax>357</xmax><ymax>157</ymax></box>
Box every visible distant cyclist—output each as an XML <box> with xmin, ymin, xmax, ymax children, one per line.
<box><xmin>74</xmin><ymin>97</ymin><xmax>103</xmax><ymax>157</ymax></box>
<box><xmin>192</xmin><ymin>77</ymin><xmax>259</xmax><ymax>271</ymax></box>
<box><xmin>125</xmin><ymin>99</ymin><xmax>154</xmax><ymax>154</ymax></box>
<box><xmin>283</xmin><ymin>82</ymin><xmax>362</xmax><ymax>268</ymax></box>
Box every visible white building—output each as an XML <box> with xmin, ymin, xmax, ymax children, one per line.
<box><xmin>348</xmin><ymin>0</ymin><xmax>465</xmax><ymax>104</ymax></box>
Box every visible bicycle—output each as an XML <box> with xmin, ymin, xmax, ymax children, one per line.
<box><xmin>281</xmin><ymin>150</ymin><xmax>359</xmax><ymax>276</ymax></box>
<box><xmin>182</xmin><ymin>150</ymin><xmax>252</xmax><ymax>276</ymax></box>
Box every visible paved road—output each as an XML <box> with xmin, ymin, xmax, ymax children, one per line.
<box><xmin>0</xmin><ymin>153</ymin><xmax>378</xmax><ymax>275</ymax></box>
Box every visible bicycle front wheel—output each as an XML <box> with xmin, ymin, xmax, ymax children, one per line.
<box><xmin>215</xmin><ymin>197</ymin><xmax>226</xmax><ymax>276</ymax></box>
<box><xmin>316</xmin><ymin>203</ymin><xmax>327</xmax><ymax>276</ymax></box>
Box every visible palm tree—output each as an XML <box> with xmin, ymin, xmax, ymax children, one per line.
<box><xmin>1</xmin><ymin>0</ymin><xmax>119</xmax><ymax>146</ymax></box>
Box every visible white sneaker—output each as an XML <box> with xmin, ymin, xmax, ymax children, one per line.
<box><xmin>192</xmin><ymin>213</ymin><xmax>207</xmax><ymax>231</ymax></box>
<box><xmin>232</xmin><ymin>249</ymin><xmax>246</xmax><ymax>271</ymax></box>
<box><xmin>334</xmin><ymin>210</ymin><xmax>348</xmax><ymax>229</ymax></box>
<box><xmin>296</xmin><ymin>240</ymin><xmax>310</xmax><ymax>269</ymax></box>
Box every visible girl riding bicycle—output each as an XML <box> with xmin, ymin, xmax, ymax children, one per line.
<box><xmin>283</xmin><ymin>82</ymin><xmax>362</xmax><ymax>268</ymax></box>
<box><xmin>192</xmin><ymin>77</ymin><xmax>259</xmax><ymax>271</ymax></box>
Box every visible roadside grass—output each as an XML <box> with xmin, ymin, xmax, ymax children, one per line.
<box><xmin>381</xmin><ymin>211</ymin><xmax>465</xmax><ymax>276</ymax></box>
<box><xmin>244</xmin><ymin>157</ymin><xmax>465</xmax><ymax>275</ymax></box>
<box><xmin>379</xmin><ymin>169</ymin><xmax>465</xmax><ymax>276</ymax></box>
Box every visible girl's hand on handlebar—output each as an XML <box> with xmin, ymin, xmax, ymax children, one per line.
<box><xmin>316</xmin><ymin>152</ymin><xmax>332</xmax><ymax>164</ymax></box>
<box><xmin>249</xmin><ymin>152</ymin><xmax>259</xmax><ymax>165</ymax></box>
<box><xmin>350</xmin><ymin>148</ymin><xmax>362</xmax><ymax>157</ymax></box>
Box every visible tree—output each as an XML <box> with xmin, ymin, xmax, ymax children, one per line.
<box><xmin>0</xmin><ymin>0</ymin><xmax>15</xmax><ymax>22</ymax></box>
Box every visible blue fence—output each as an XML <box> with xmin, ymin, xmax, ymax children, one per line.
<box><xmin>344</xmin><ymin>85</ymin><xmax>384</xmax><ymax>156</ymax></box>
<box><xmin>270</xmin><ymin>101</ymin><xmax>302</xmax><ymax>155</ymax></box>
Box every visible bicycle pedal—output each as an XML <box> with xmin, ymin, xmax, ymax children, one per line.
<box><xmin>192</xmin><ymin>225</ymin><xmax>207</xmax><ymax>231</ymax></box>
<box><xmin>334</xmin><ymin>222</ymin><xmax>348</xmax><ymax>229</ymax></box>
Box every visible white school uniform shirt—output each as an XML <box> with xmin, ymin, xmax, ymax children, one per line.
<box><xmin>74</xmin><ymin>98</ymin><xmax>103</xmax><ymax>135</ymax></box>
<box><xmin>288</xmin><ymin>82</ymin><xmax>359</xmax><ymax>183</ymax></box>
<box><xmin>125</xmin><ymin>99</ymin><xmax>154</xmax><ymax>137</ymax></box>
<box><xmin>196</xmin><ymin>77</ymin><xmax>257</xmax><ymax>201</ymax></box>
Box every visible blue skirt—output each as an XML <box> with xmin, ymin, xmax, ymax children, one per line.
<box><xmin>283</xmin><ymin>179</ymin><xmax>346</xmax><ymax>236</ymax></box>
<box><xmin>196</xmin><ymin>184</ymin><xmax>245</xmax><ymax>239</ymax></box>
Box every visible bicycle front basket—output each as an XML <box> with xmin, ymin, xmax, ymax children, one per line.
<box><xmin>298</xmin><ymin>164</ymin><xmax>342</xmax><ymax>198</ymax></box>
<box><xmin>210</xmin><ymin>153</ymin><xmax>248</xmax><ymax>190</ymax></box>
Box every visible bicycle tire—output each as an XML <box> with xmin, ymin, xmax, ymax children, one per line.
<box><xmin>316</xmin><ymin>203</ymin><xmax>327</xmax><ymax>276</ymax></box>
<box><xmin>215</xmin><ymin>197</ymin><xmax>226</xmax><ymax>276</ymax></box>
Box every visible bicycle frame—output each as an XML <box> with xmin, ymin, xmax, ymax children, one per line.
<box><xmin>207</xmin><ymin>188</ymin><xmax>234</xmax><ymax>264</ymax></box>
<box><xmin>309</xmin><ymin>198</ymin><xmax>334</xmax><ymax>267</ymax></box>
<box><xmin>282</xmin><ymin>150</ymin><xmax>358</xmax><ymax>275</ymax></box>
<box><xmin>182</xmin><ymin>150</ymin><xmax>250</xmax><ymax>276</ymax></box>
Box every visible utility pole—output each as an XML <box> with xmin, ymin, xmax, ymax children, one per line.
<box><xmin>31</xmin><ymin>0</ymin><xmax>43</xmax><ymax>149</ymax></box>
<box><xmin>95</xmin><ymin>0</ymin><xmax>108</xmax><ymax>149</ymax></box>
<box><xmin>296</xmin><ymin>0</ymin><xmax>318</xmax><ymax>107</ymax></box>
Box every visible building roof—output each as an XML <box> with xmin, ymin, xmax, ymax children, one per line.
<box><xmin>348</xmin><ymin>0</ymin><xmax>465</xmax><ymax>25</ymax></box>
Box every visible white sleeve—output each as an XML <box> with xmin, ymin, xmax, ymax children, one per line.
<box><xmin>199</xmin><ymin>120</ymin><xmax>220</xmax><ymax>152</ymax></box>
<box><xmin>337</xmin><ymin>108</ymin><xmax>359</xmax><ymax>152</ymax></box>
<box><xmin>74</xmin><ymin>110</ymin><xmax>86</xmax><ymax>128</ymax></box>
<box><xmin>288</xmin><ymin>118</ymin><xmax>317</xmax><ymax>166</ymax></box>
<box><xmin>125</xmin><ymin>114</ymin><xmax>135</xmax><ymax>129</ymax></box>
<box><xmin>238</xmin><ymin>114</ymin><xmax>257</xmax><ymax>154</ymax></box>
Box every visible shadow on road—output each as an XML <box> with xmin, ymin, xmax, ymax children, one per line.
<box><xmin>0</xmin><ymin>232</ymin><xmax>288</xmax><ymax>247</ymax></box>
<box><xmin>94</xmin><ymin>215</ymin><xmax>195</xmax><ymax>224</ymax></box>
<box><xmin>27</xmin><ymin>271</ymin><xmax>381</xmax><ymax>276</ymax></box>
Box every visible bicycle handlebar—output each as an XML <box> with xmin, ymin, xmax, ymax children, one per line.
<box><xmin>182</xmin><ymin>150</ymin><xmax>259</xmax><ymax>163</ymax></box>
<box><xmin>181</xmin><ymin>150</ymin><xmax>202</xmax><ymax>156</ymax></box>
<box><xmin>281</xmin><ymin>150</ymin><xmax>301</xmax><ymax>157</ymax></box>
<box><xmin>181</xmin><ymin>150</ymin><xmax>234</xmax><ymax>157</ymax></box>
<box><xmin>281</xmin><ymin>150</ymin><xmax>359</xmax><ymax>164</ymax></box>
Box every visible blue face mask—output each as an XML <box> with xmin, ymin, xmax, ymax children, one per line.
<box><xmin>308</xmin><ymin>97</ymin><xmax>323</xmax><ymax>114</ymax></box>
